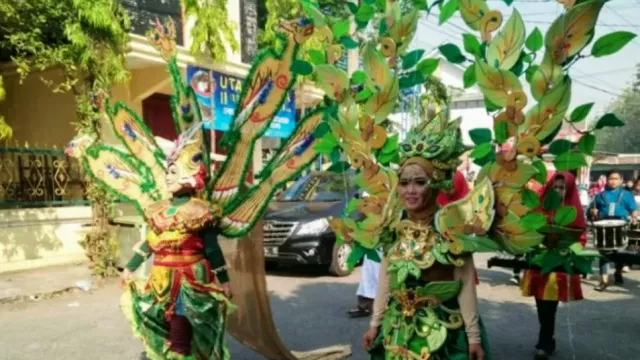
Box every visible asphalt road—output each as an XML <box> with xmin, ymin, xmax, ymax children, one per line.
<box><xmin>1</xmin><ymin>253</ymin><xmax>640</xmax><ymax>360</ymax></box>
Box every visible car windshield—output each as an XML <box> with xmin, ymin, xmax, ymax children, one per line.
<box><xmin>280</xmin><ymin>172</ymin><xmax>354</xmax><ymax>202</ymax></box>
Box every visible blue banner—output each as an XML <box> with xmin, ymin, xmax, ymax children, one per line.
<box><xmin>186</xmin><ymin>65</ymin><xmax>296</xmax><ymax>138</ymax></box>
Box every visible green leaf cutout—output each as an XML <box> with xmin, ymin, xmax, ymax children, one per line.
<box><xmin>525</xmin><ymin>27</ymin><xmax>544</xmax><ymax>52</ymax></box>
<box><xmin>347</xmin><ymin>2</ymin><xmax>359</xmax><ymax>14</ymax></box>
<box><xmin>594</xmin><ymin>113</ymin><xmax>625</xmax><ymax>130</ymax></box>
<box><xmin>332</xmin><ymin>19</ymin><xmax>351</xmax><ymax>39</ymax></box>
<box><xmin>494</xmin><ymin>121</ymin><xmax>509</xmax><ymax>144</ymax></box>
<box><xmin>417</xmin><ymin>58</ymin><xmax>440</xmax><ymax>77</ymax></box>
<box><xmin>308</xmin><ymin>49</ymin><xmax>326</xmax><ymax>65</ymax></box>
<box><xmin>591</xmin><ymin>31</ymin><xmax>637</xmax><ymax>58</ymax></box>
<box><xmin>543</xmin><ymin>188</ymin><xmax>561</xmax><ymax>211</ymax></box>
<box><xmin>291</xmin><ymin>60</ymin><xmax>314</xmax><ymax>76</ymax></box>
<box><xmin>522</xmin><ymin>212</ymin><xmax>547</xmax><ymax>231</ymax></box>
<box><xmin>313</xmin><ymin>121</ymin><xmax>330</xmax><ymax>138</ymax></box>
<box><xmin>463</xmin><ymin>64</ymin><xmax>477</xmax><ymax>88</ymax></box>
<box><xmin>328</xmin><ymin>161</ymin><xmax>350</xmax><ymax>173</ymax></box>
<box><xmin>355</xmin><ymin>3</ymin><xmax>376</xmax><ymax>22</ymax></box>
<box><xmin>402</xmin><ymin>49</ymin><xmax>426</xmax><ymax>70</ymax></box>
<box><xmin>553</xmin><ymin>152</ymin><xmax>587</xmax><ymax>171</ymax></box>
<box><xmin>462</xmin><ymin>33</ymin><xmax>481</xmax><ymax>55</ymax></box>
<box><xmin>548</xmin><ymin>139</ymin><xmax>575</xmax><ymax>155</ymax></box>
<box><xmin>522</xmin><ymin>188</ymin><xmax>541</xmax><ymax>209</ymax></box>
<box><xmin>470</xmin><ymin>143</ymin><xmax>494</xmax><ymax>159</ymax></box>
<box><xmin>355</xmin><ymin>88</ymin><xmax>374</xmax><ymax>102</ymax></box>
<box><xmin>578</xmin><ymin>133</ymin><xmax>596</xmax><ymax>155</ymax></box>
<box><xmin>341</xmin><ymin>36</ymin><xmax>359</xmax><ymax>49</ymax></box>
<box><xmin>570</xmin><ymin>102</ymin><xmax>594</xmax><ymax>123</ymax></box>
<box><xmin>313</xmin><ymin>133</ymin><xmax>339</xmax><ymax>155</ymax></box>
<box><xmin>399</xmin><ymin>71</ymin><xmax>425</xmax><ymax>89</ymax></box>
<box><xmin>351</xmin><ymin>70</ymin><xmax>367</xmax><ymax>85</ymax></box>
<box><xmin>469</xmin><ymin>128</ymin><xmax>492</xmax><ymax>145</ymax></box>
<box><xmin>439</xmin><ymin>43</ymin><xmax>466</xmax><ymax>64</ymax></box>
<box><xmin>554</xmin><ymin>206</ymin><xmax>577</xmax><ymax>226</ymax></box>
<box><xmin>532</xmin><ymin>160</ymin><xmax>547</xmax><ymax>185</ymax></box>
<box><xmin>439</xmin><ymin>0</ymin><xmax>459</xmax><ymax>25</ymax></box>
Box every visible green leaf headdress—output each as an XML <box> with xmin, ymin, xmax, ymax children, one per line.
<box><xmin>399</xmin><ymin>113</ymin><xmax>469</xmax><ymax>190</ymax></box>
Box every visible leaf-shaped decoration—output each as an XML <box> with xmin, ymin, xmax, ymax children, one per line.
<box><xmin>458</xmin><ymin>0</ymin><xmax>489</xmax><ymax>30</ymax></box>
<box><xmin>389</xmin><ymin>9</ymin><xmax>419</xmax><ymax>54</ymax></box>
<box><xmin>520</xmin><ymin>77</ymin><xmax>571</xmax><ymax>142</ymax></box>
<box><xmin>435</xmin><ymin>178</ymin><xmax>496</xmax><ymax>236</ymax></box>
<box><xmin>475</xmin><ymin>60</ymin><xmax>523</xmax><ymax>107</ymax></box>
<box><xmin>365</xmin><ymin>76</ymin><xmax>400</xmax><ymax>123</ymax></box>
<box><xmin>595</xmin><ymin>113</ymin><xmax>625</xmax><ymax>130</ymax></box>
<box><xmin>488</xmin><ymin>161</ymin><xmax>538</xmax><ymax>188</ymax></box>
<box><xmin>363</xmin><ymin>43</ymin><xmax>392</xmax><ymax>87</ymax></box>
<box><xmin>591</xmin><ymin>31</ymin><xmax>637</xmax><ymax>58</ymax></box>
<box><xmin>578</xmin><ymin>133</ymin><xmax>596</xmax><ymax>155</ymax></box>
<box><xmin>439</xmin><ymin>0</ymin><xmax>460</xmax><ymax>25</ymax></box>
<box><xmin>554</xmin><ymin>152</ymin><xmax>587</xmax><ymax>171</ymax></box>
<box><xmin>314</xmin><ymin>65</ymin><xmax>350</xmax><ymax>101</ymax></box>
<box><xmin>525</xmin><ymin>27</ymin><xmax>544</xmax><ymax>52</ymax></box>
<box><xmin>555</xmin><ymin>206</ymin><xmax>577</xmax><ymax>226</ymax></box>
<box><xmin>487</xmin><ymin>9</ymin><xmax>525</xmax><ymax>70</ymax></box>
<box><xmin>530</xmin><ymin>52</ymin><xmax>563</xmax><ymax>101</ymax></box>
<box><xmin>544</xmin><ymin>0</ymin><xmax>606</xmax><ymax>65</ymax></box>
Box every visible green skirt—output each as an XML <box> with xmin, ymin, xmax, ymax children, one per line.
<box><xmin>369</xmin><ymin>298</ymin><xmax>492</xmax><ymax>360</ymax></box>
<box><xmin>121</xmin><ymin>262</ymin><xmax>235</xmax><ymax>360</ymax></box>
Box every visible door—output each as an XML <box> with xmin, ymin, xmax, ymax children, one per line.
<box><xmin>142</xmin><ymin>93</ymin><xmax>178</xmax><ymax>140</ymax></box>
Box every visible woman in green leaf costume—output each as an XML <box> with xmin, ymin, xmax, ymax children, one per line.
<box><xmin>354</xmin><ymin>116</ymin><xmax>494</xmax><ymax>360</ymax></box>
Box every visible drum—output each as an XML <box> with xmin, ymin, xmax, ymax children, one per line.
<box><xmin>592</xmin><ymin>220</ymin><xmax>628</xmax><ymax>250</ymax></box>
<box><xmin>627</xmin><ymin>218</ymin><xmax>640</xmax><ymax>252</ymax></box>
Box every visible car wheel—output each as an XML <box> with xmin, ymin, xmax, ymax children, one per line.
<box><xmin>329</xmin><ymin>241</ymin><xmax>352</xmax><ymax>277</ymax></box>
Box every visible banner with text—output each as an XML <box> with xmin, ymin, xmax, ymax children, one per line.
<box><xmin>186</xmin><ymin>65</ymin><xmax>296</xmax><ymax>138</ymax></box>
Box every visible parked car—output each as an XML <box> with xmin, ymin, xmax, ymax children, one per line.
<box><xmin>263</xmin><ymin>171</ymin><xmax>357</xmax><ymax>276</ymax></box>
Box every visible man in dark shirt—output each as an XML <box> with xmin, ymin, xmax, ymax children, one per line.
<box><xmin>591</xmin><ymin>170</ymin><xmax>637</xmax><ymax>291</ymax></box>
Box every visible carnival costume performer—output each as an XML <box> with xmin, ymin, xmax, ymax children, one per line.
<box><xmin>65</xmin><ymin>17</ymin><xmax>345</xmax><ymax>360</ymax></box>
<box><xmin>520</xmin><ymin>172</ymin><xmax>588</xmax><ymax>360</ymax></box>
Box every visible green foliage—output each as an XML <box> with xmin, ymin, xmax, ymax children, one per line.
<box><xmin>0</xmin><ymin>76</ymin><xmax>10</xmax><ymax>140</ymax></box>
<box><xmin>597</xmin><ymin>87</ymin><xmax>640</xmax><ymax>153</ymax></box>
<box><xmin>183</xmin><ymin>0</ymin><xmax>239</xmax><ymax>61</ymax></box>
<box><xmin>258</xmin><ymin>0</ymin><xmax>349</xmax><ymax>61</ymax></box>
<box><xmin>0</xmin><ymin>0</ymin><xmax>131</xmax><ymax>277</ymax></box>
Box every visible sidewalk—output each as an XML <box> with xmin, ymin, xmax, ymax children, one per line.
<box><xmin>0</xmin><ymin>263</ymin><xmax>93</xmax><ymax>304</ymax></box>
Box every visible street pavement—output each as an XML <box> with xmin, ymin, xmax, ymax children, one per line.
<box><xmin>1</xmin><ymin>253</ymin><xmax>640</xmax><ymax>360</ymax></box>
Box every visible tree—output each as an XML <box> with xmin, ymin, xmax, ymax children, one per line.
<box><xmin>0</xmin><ymin>0</ymin><xmax>131</xmax><ymax>277</ymax></box>
<box><xmin>595</xmin><ymin>87</ymin><xmax>640</xmax><ymax>154</ymax></box>
<box><xmin>258</xmin><ymin>0</ymin><xmax>350</xmax><ymax>49</ymax></box>
<box><xmin>182</xmin><ymin>0</ymin><xmax>239</xmax><ymax>61</ymax></box>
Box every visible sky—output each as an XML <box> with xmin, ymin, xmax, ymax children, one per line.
<box><xmin>410</xmin><ymin>0</ymin><xmax>640</xmax><ymax>123</ymax></box>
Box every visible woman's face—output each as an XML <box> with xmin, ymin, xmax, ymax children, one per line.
<box><xmin>399</xmin><ymin>164</ymin><xmax>433</xmax><ymax>211</ymax></box>
<box><xmin>553</xmin><ymin>177</ymin><xmax>567</xmax><ymax>199</ymax></box>
<box><xmin>165</xmin><ymin>163</ymin><xmax>184</xmax><ymax>194</ymax></box>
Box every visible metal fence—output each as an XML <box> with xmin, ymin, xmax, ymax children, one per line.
<box><xmin>0</xmin><ymin>147</ymin><xmax>88</xmax><ymax>208</ymax></box>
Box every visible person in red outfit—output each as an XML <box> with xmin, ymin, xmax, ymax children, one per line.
<box><xmin>520</xmin><ymin>172</ymin><xmax>587</xmax><ymax>360</ymax></box>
